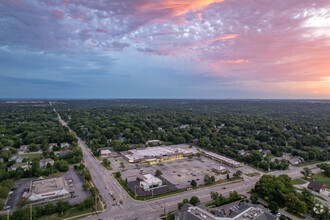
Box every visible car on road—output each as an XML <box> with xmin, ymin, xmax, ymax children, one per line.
<box><xmin>196</xmin><ymin>178</ymin><xmax>200</xmax><ymax>181</ymax></box>
<box><xmin>276</xmin><ymin>213</ymin><xmax>281</xmax><ymax>217</ymax></box>
<box><xmin>222</xmin><ymin>187</ymin><xmax>226</xmax><ymax>189</ymax></box>
<box><xmin>192</xmin><ymin>174</ymin><xmax>196</xmax><ymax>176</ymax></box>
<box><xmin>187</xmin><ymin>180</ymin><xmax>191</xmax><ymax>183</ymax></box>
<box><xmin>178</xmin><ymin>174</ymin><xmax>181</xmax><ymax>177</ymax></box>
<box><xmin>3</xmin><ymin>206</ymin><xmax>11</xmax><ymax>210</ymax></box>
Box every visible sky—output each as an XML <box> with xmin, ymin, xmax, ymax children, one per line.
<box><xmin>0</xmin><ymin>0</ymin><xmax>330</xmax><ymax>99</ymax></box>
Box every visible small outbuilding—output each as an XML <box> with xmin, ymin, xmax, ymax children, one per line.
<box><xmin>308</xmin><ymin>181</ymin><xmax>326</xmax><ymax>193</ymax></box>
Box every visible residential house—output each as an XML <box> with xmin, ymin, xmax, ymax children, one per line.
<box><xmin>54</xmin><ymin>150</ymin><xmax>72</xmax><ymax>158</ymax></box>
<box><xmin>145</xmin><ymin>140</ymin><xmax>163</xmax><ymax>146</ymax></box>
<box><xmin>18</xmin><ymin>145</ymin><xmax>29</xmax><ymax>153</ymax></box>
<box><xmin>260</xmin><ymin>149</ymin><xmax>272</xmax><ymax>157</ymax></box>
<box><xmin>308</xmin><ymin>181</ymin><xmax>327</xmax><ymax>193</ymax></box>
<box><xmin>60</xmin><ymin>142</ymin><xmax>70</xmax><ymax>148</ymax></box>
<box><xmin>8</xmin><ymin>162</ymin><xmax>30</xmax><ymax>171</ymax></box>
<box><xmin>289</xmin><ymin>156</ymin><xmax>304</xmax><ymax>165</ymax></box>
<box><xmin>39</xmin><ymin>158</ymin><xmax>55</xmax><ymax>168</ymax></box>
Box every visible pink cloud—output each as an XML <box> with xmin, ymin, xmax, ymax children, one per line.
<box><xmin>51</xmin><ymin>9</ymin><xmax>64</xmax><ymax>19</ymax></box>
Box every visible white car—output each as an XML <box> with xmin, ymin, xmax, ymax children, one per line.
<box><xmin>3</xmin><ymin>206</ymin><xmax>11</xmax><ymax>210</ymax></box>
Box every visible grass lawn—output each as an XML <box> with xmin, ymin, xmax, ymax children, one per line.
<box><xmin>21</xmin><ymin>153</ymin><xmax>42</xmax><ymax>160</ymax></box>
<box><xmin>245</xmin><ymin>172</ymin><xmax>260</xmax><ymax>177</ymax></box>
<box><xmin>291</xmin><ymin>178</ymin><xmax>307</xmax><ymax>185</ymax></box>
<box><xmin>311</xmin><ymin>173</ymin><xmax>330</xmax><ymax>188</ymax></box>
<box><xmin>38</xmin><ymin>207</ymin><xmax>93</xmax><ymax>220</ymax></box>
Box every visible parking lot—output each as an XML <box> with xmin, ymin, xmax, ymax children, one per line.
<box><xmin>112</xmin><ymin>155</ymin><xmax>238</xmax><ymax>189</ymax></box>
<box><xmin>5</xmin><ymin>166</ymin><xmax>90</xmax><ymax>212</ymax></box>
<box><xmin>64</xmin><ymin>166</ymin><xmax>91</xmax><ymax>205</ymax></box>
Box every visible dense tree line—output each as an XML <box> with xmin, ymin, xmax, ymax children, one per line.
<box><xmin>56</xmin><ymin>100</ymin><xmax>329</xmax><ymax>171</ymax></box>
<box><xmin>254</xmin><ymin>174</ymin><xmax>329</xmax><ymax>219</ymax></box>
<box><xmin>0</xmin><ymin>103</ymin><xmax>76</xmax><ymax>148</ymax></box>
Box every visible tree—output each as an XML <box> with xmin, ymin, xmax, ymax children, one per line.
<box><xmin>79</xmin><ymin>197</ymin><xmax>94</xmax><ymax>210</ymax></box>
<box><xmin>120</xmin><ymin>162</ymin><xmax>125</xmax><ymax>168</ymax></box>
<box><xmin>43</xmin><ymin>203</ymin><xmax>56</xmax><ymax>215</ymax></box>
<box><xmin>56</xmin><ymin>200</ymin><xmax>71</xmax><ymax>215</ymax></box>
<box><xmin>215</xmin><ymin>194</ymin><xmax>226</xmax><ymax>206</ymax></box>
<box><xmin>229</xmin><ymin>191</ymin><xmax>240</xmax><ymax>201</ymax></box>
<box><xmin>317</xmin><ymin>163</ymin><xmax>330</xmax><ymax>177</ymax></box>
<box><xmin>204</xmin><ymin>175</ymin><xmax>216</xmax><ymax>185</ymax></box>
<box><xmin>286</xmin><ymin>193</ymin><xmax>307</xmax><ymax>214</ymax></box>
<box><xmin>178</xmin><ymin>198</ymin><xmax>189</xmax><ymax>209</ymax></box>
<box><xmin>166</xmin><ymin>213</ymin><xmax>175</xmax><ymax>220</ymax></box>
<box><xmin>233</xmin><ymin>170</ymin><xmax>242</xmax><ymax>178</ymax></box>
<box><xmin>187</xmin><ymin>155</ymin><xmax>193</xmax><ymax>160</ymax></box>
<box><xmin>155</xmin><ymin>169</ymin><xmax>162</xmax><ymax>177</ymax></box>
<box><xmin>189</xmin><ymin>196</ymin><xmax>200</xmax><ymax>206</ymax></box>
<box><xmin>250</xmin><ymin>195</ymin><xmax>259</xmax><ymax>204</ymax></box>
<box><xmin>115</xmin><ymin>172</ymin><xmax>121</xmax><ymax>178</ymax></box>
<box><xmin>28</xmin><ymin>143</ymin><xmax>38</xmax><ymax>152</ymax></box>
<box><xmin>268</xmin><ymin>201</ymin><xmax>279</xmax><ymax>214</ymax></box>
<box><xmin>299</xmin><ymin>188</ymin><xmax>315</xmax><ymax>212</ymax></box>
<box><xmin>82</xmin><ymin>183</ymin><xmax>89</xmax><ymax>191</ymax></box>
<box><xmin>102</xmin><ymin>158</ymin><xmax>109</xmax><ymax>167</ymax></box>
<box><xmin>54</xmin><ymin>160</ymin><xmax>69</xmax><ymax>172</ymax></box>
<box><xmin>191</xmin><ymin>180</ymin><xmax>197</xmax><ymax>187</ymax></box>
<box><xmin>210</xmin><ymin>191</ymin><xmax>219</xmax><ymax>201</ymax></box>
<box><xmin>300</xmin><ymin>167</ymin><xmax>311</xmax><ymax>179</ymax></box>
<box><xmin>196</xmin><ymin>152</ymin><xmax>202</xmax><ymax>158</ymax></box>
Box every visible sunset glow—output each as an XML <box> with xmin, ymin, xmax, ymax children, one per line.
<box><xmin>0</xmin><ymin>0</ymin><xmax>329</xmax><ymax>98</ymax></box>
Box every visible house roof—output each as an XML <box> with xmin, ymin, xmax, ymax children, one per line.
<box><xmin>308</xmin><ymin>181</ymin><xmax>325</xmax><ymax>191</ymax></box>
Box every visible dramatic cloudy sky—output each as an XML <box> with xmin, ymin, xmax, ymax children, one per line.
<box><xmin>1</xmin><ymin>0</ymin><xmax>330</xmax><ymax>99</ymax></box>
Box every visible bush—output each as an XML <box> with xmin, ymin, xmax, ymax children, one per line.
<box><xmin>79</xmin><ymin>197</ymin><xmax>94</xmax><ymax>210</ymax></box>
<box><xmin>56</xmin><ymin>200</ymin><xmax>71</xmax><ymax>215</ymax></box>
<box><xmin>268</xmin><ymin>201</ymin><xmax>279</xmax><ymax>214</ymax></box>
<box><xmin>0</xmin><ymin>186</ymin><xmax>10</xmax><ymax>199</ymax></box>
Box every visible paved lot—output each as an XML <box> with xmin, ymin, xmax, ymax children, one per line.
<box><xmin>116</xmin><ymin>156</ymin><xmax>238</xmax><ymax>189</ymax></box>
<box><xmin>64</xmin><ymin>166</ymin><xmax>91</xmax><ymax>205</ymax></box>
<box><xmin>5</xmin><ymin>179</ymin><xmax>31</xmax><ymax>213</ymax></box>
<box><xmin>127</xmin><ymin>176</ymin><xmax>178</xmax><ymax>197</ymax></box>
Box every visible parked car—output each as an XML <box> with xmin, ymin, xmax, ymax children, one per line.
<box><xmin>3</xmin><ymin>206</ymin><xmax>11</xmax><ymax>210</ymax></box>
<box><xmin>178</xmin><ymin>174</ymin><xmax>181</xmax><ymax>177</ymax></box>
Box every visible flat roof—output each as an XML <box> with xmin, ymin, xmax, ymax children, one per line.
<box><xmin>143</xmin><ymin>174</ymin><xmax>162</xmax><ymax>185</ymax></box>
<box><xmin>31</xmin><ymin>176</ymin><xmax>67</xmax><ymax>194</ymax></box>
<box><xmin>204</xmin><ymin>151</ymin><xmax>242</xmax><ymax>166</ymax></box>
<box><xmin>124</xmin><ymin>145</ymin><xmax>198</xmax><ymax>161</ymax></box>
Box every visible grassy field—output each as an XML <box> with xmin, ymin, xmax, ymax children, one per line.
<box><xmin>21</xmin><ymin>153</ymin><xmax>42</xmax><ymax>160</ymax></box>
<box><xmin>291</xmin><ymin>178</ymin><xmax>307</xmax><ymax>185</ymax></box>
<box><xmin>312</xmin><ymin>173</ymin><xmax>330</xmax><ymax>188</ymax></box>
<box><xmin>38</xmin><ymin>207</ymin><xmax>93</xmax><ymax>220</ymax></box>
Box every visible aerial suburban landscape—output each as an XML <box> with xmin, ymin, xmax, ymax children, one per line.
<box><xmin>1</xmin><ymin>0</ymin><xmax>330</xmax><ymax>220</ymax></box>
<box><xmin>0</xmin><ymin>100</ymin><xmax>328</xmax><ymax>220</ymax></box>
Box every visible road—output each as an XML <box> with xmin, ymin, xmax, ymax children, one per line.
<box><xmin>54</xmin><ymin>107</ymin><xmax>329</xmax><ymax>220</ymax></box>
